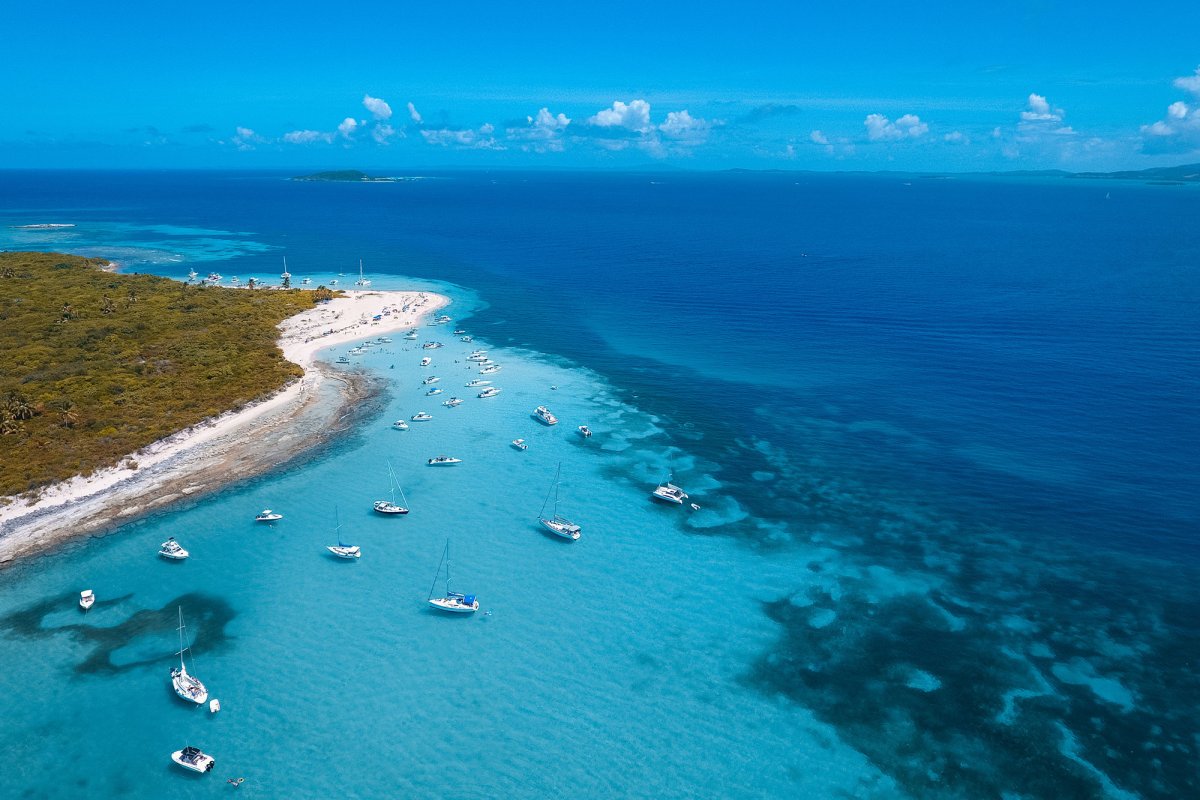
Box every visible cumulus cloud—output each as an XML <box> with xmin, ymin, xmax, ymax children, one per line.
<box><xmin>363</xmin><ymin>94</ymin><xmax>392</xmax><ymax>120</ymax></box>
<box><xmin>659</xmin><ymin>110</ymin><xmax>708</xmax><ymax>142</ymax></box>
<box><xmin>1174</xmin><ymin>65</ymin><xmax>1200</xmax><ymax>97</ymax></box>
<box><xmin>372</xmin><ymin>123</ymin><xmax>398</xmax><ymax>144</ymax></box>
<box><xmin>420</xmin><ymin>123</ymin><xmax>503</xmax><ymax>150</ymax></box>
<box><xmin>1016</xmin><ymin>93</ymin><xmax>1075</xmax><ymax>137</ymax></box>
<box><xmin>864</xmin><ymin>113</ymin><xmax>928</xmax><ymax>141</ymax></box>
<box><xmin>810</xmin><ymin>130</ymin><xmax>829</xmax><ymax>146</ymax></box>
<box><xmin>507</xmin><ymin>107</ymin><xmax>572</xmax><ymax>152</ymax></box>
<box><xmin>587</xmin><ymin>99</ymin><xmax>652</xmax><ymax>132</ymax></box>
<box><xmin>232</xmin><ymin>126</ymin><xmax>265</xmax><ymax>150</ymax></box>
<box><xmin>283</xmin><ymin>129</ymin><xmax>334</xmax><ymax>144</ymax></box>
<box><xmin>337</xmin><ymin>117</ymin><xmax>359</xmax><ymax>139</ymax></box>
<box><xmin>1139</xmin><ymin>67</ymin><xmax>1200</xmax><ymax>155</ymax></box>
<box><xmin>407</xmin><ymin>102</ymin><xmax>423</xmax><ymax>124</ymax></box>
<box><xmin>944</xmin><ymin>131</ymin><xmax>967</xmax><ymax>144</ymax></box>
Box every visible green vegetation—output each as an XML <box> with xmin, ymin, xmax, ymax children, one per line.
<box><xmin>292</xmin><ymin>170</ymin><xmax>394</xmax><ymax>182</ymax></box>
<box><xmin>0</xmin><ymin>252</ymin><xmax>328</xmax><ymax>497</ymax></box>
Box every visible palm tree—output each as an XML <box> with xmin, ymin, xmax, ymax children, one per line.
<box><xmin>54</xmin><ymin>399</ymin><xmax>79</xmax><ymax>428</ymax></box>
<box><xmin>5</xmin><ymin>392</ymin><xmax>35</xmax><ymax>421</ymax></box>
<box><xmin>0</xmin><ymin>415</ymin><xmax>21</xmax><ymax>436</ymax></box>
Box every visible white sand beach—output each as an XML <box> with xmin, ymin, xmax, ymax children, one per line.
<box><xmin>0</xmin><ymin>289</ymin><xmax>448</xmax><ymax>565</ymax></box>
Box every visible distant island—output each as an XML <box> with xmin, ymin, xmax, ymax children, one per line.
<box><xmin>1068</xmin><ymin>163</ymin><xmax>1200</xmax><ymax>184</ymax></box>
<box><xmin>723</xmin><ymin>162</ymin><xmax>1200</xmax><ymax>184</ymax></box>
<box><xmin>291</xmin><ymin>170</ymin><xmax>396</xmax><ymax>182</ymax></box>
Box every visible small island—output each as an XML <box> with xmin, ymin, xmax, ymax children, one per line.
<box><xmin>291</xmin><ymin>170</ymin><xmax>396</xmax><ymax>182</ymax></box>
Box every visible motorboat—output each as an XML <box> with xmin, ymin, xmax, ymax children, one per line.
<box><xmin>435</xmin><ymin>314</ymin><xmax>452</xmax><ymax>324</ymax></box>
<box><xmin>79</xmin><ymin>589</ymin><xmax>95</xmax><ymax>611</ymax></box>
<box><xmin>480</xmin><ymin>364</ymin><xmax>501</xmax><ymax>374</ymax></box>
<box><xmin>465</xmin><ymin>379</ymin><xmax>491</xmax><ymax>388</ymax></box>
<box><xmin>442</xmin><ymin>397</ymin><xmax>464</xmax><ymax>407</ymax></box>
<box><xmin>427</xmin><ymin>540</ymin><xmax>479</xmax><ymax>614</ymax></box>
<box><xmin>301</xmin><ymin>277</ymin><xmax>312</xmax><ymax>285</ymax></box>
<box><xmin>511</xmin><ymin>439</ymin><xmax>528</xmax><ymax>451</ymax></box>
<box><xmin>336</xmin><ymin>355</ymin><xmax>350</xmax><ymax>364</ymax></box>
<box><xmin>423</xmin><ymin>376</ymin><xmax>440</xmax><ymax>384</ymax></box>
<box><xmin>171</xmin><ymin>746</ymin><xmax>215</xmax><ymax>774</ymax></box>
<box><xmin>426</xmin><ymin>388</ymin><xmax>444</xmax><ymax>396</ymax></box>
<box><xmin>468</xmin><ymin>349</ymin><xmax>487</xmax><ymax>358</ymax></box>
<box><xmin>453</xmin><ymin>329</ymin><xmax>467</xmax><ymax>335</ymax></box>
<box><xmin>422</xmin><ymin>341</ymin><xmax>443</xmax><ymax>349</ymax></box>
<box><xmin>170</xmin><ymin>607</ymin><xmax>208</xmax><ymax>704</ymax></box>
<box><xmin>427</xmin><ymin>455</ymin><xmax>462</xmax><ymax>466</ymax></box>
<box><xmin>329</xmin><ymin>279</ymin><xmax>338</xmax><ymax>285</ymax></box>
<box><xmin>255</xmin><ymin>509</ymin><xmax>282</xmax><ymax>522</ymax></box>
<box><xmin>478</xmin><ymin>387</ymin><xmax>501</xmax><ymax>398</ymax></box>
<box><xmin>392</xmin><ymin>420</ymin><xmax>409</xmax><ymax>430</ymax></box>
<box><xmin>420</xmin><ymin>357</ymin><xmax>432</xmax><ymax>367</ymax></box>
<box><xmin>461</xmin><ymin>335</ymin><xmax>473</xmax><ymax>342</ymax></box>
<box><xmin>159</xmin><ymin>537</ymin><xmax>189</xmax><ymax>560</ymax></box>
<box><xmin>411</xmin><ymin>412</ymin><xmax>433</xmax><ymax>421</ymax></box>
<box><xmin>405</xmin><ymin>330</ymin><xmax>418</xmax><ymax>340</ymax></box>
<box><xmin>651</xmin><ymin>472</ymin><xmax>689</xmax><ymax>505</ymax></box>
<box><xmin>467</xmin><ymin>353</ymin><xmax>489</xmax><ymax>362</ymax></box>
<box><xmin>532</xmin><ymin>406</ymin><xmax>558</xmax><ymax>426</ymax></box>
<box><xmin>578</xmin><ymin>425</ymin><xmax>592</xmax><ymax>438</ymax></box>
<box><xmin>205</xmin><ymin>273</ymin><xmax>221</xmax><ymax>283</ymax></box>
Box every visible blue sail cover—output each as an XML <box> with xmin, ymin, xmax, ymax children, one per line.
<box><xmin>463</xmin><ymin>595</ymin><xmax>476</xmax><ymax>605</ymax></box>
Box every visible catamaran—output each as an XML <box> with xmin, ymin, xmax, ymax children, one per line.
<box><xmin>373</xmin><ymin>460</ymin><xmax>410</xmax><ymax>515</ymax></box>
<box><xmin>427</xmin><ymin>540</ymin><xmax>479</xmax><ymax>613</ymax></box>
<box><xmin>538</xmin><ymin>462</ymin><xmax>581</xmax><ymax>540</ymax></box>
<box><xmin>170</xmin><ymin>607</ymin><xmax>209</xmax><ymax>705</ymax></box>
<box><xmin>651</xmin><ymin>471</ymin><xmax>689</xmax><ymax>505</ymax></box>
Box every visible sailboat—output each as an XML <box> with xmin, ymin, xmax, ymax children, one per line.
<box><xmin>170</xmin><ymin>607</ymin><xmax>209</xmax><ymax>705</ymax></box>
<box><xmin>427</xmin><ymin>540</ymin><xmax>479</xmax><ymax>613</ymax></box>
<box><xmin>373</xmin><ymin>460</ymin><xmax>410</xmax><ymax>515</ymax></box>
<box><xmin>326</xmin><ymin>508</ymin><xmax>361</xmax><ymax>558</ymax></box>
<box><xmin>280</xmin><ymin>256</ymin><xmax>291</xmax><ymax>281</ymax></box>
<box><xmin>538</xmin><ymin>462</ymin><xmax>581</xmax><ymax>540</ymax></box>
<box><xmin>651</xmin><ymin>471</ymin><xmax>689</xmax><ymax>505</ymax></box>
<box><xmin>354</xmin><ymin>259</ymin><xmax>371</xmax><ymax>286</ymax></box>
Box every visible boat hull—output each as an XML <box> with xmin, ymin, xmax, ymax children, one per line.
<box><xmin>428</xmin><ymin>598</ymin><xmax>479</xmax><ymax>613</ymax></box>
<box><xmin>327</xmin><ymin>546</ymin><xmax>361</xmax><ymax>559</ymax></box>
<box><xmin>171</xmin><ymin>750</ymin><xmax>215</xmax><ymax>773</ymax></box>
<box><xmin>540</xmin><ymin>517</ymin><xmax>581</xmax><ymax>540</ymax></box>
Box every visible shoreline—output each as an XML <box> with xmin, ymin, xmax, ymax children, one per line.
<box><xmin>0</xmin><ymin>289</ymin><xmax>449</xmax><ymax>566</ymax></box>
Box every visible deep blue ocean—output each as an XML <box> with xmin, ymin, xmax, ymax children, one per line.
<box><xmin>0</xmin><ymin>169</ymin><xmax>1197</xmax><ymax>799</ymax></box>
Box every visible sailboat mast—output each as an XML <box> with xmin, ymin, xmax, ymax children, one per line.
<box><xmin>177</xmin><ymin>606</ymin><xmax>185</xmax><ymax>669</ymax></box>
<box><xmin>427</xmin><ymin>541</ymin><xmax>448</xmax><ymax>600</ymax></box>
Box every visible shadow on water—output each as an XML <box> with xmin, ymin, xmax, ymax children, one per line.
<box><xmin>0</xmin><ymin>591</ymin><xmax>236</xmax><ymax>676</ymax></box>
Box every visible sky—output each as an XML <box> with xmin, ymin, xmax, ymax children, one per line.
<box><xmin>3</xmin><ymin>1</ymin><xmax>1199</xmax><ymax>172</ymax></box>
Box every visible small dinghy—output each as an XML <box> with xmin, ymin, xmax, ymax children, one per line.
<box><xmin>209</xmin><ymin>699</ymin><xmax>221</xmax><ymax>713</ymax></box>
<box><xmin>79</xmin><ymin>589</ymin><xmax>95</xmax><ymax>611</ymax></box>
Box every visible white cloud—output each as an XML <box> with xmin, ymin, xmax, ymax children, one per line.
<box><xmin>587</xmin><ymin>99</ymin><xmax>652</xmax><ymax>132</ymax></box>
<box><xmin>944</xmin><ymin>131</ymin><xmax>967</xmax><ymax>144</ymax></box>
<box><xmin>407</xmin><ymin>102</ymin><xmax>422</xmax><ymax>124</ymax></box>
<box><xmin>1174</xmin><ymin>66</ymin><xmax>1200</xmax><ymax>97</ymax></box>
<box><xmin>810</xmin><ymin>130</ymin><xmax>829</xmax><ymax>145</ymax></box>
<box><xmin>420</xmin><ymin>124</ymin><xmax>503</xmax><ymax>150</ymax></box>
<box><xmin>1020</xmin><ymin>93</ymin><xmax>1061</xmax><ymax>122</ymax></box>
<box><xmin>372</xmin><ymin>123</ymin><xmax>398</xmax><ymax>144</ymax></box>
<box><xmin>864</xmin><ymin>113</ymin><xmax>928</xmax><ymax>141</ymax></box>
<box><xmin>1139</xmin><ymin>67</ymin><xmax>1200</xmax><ymax>155</ymax></box>
<box><xmin>659</xmin><ymin>110</ymin><xmax>709</xmax><ymax>142</ymax></box>
<box><xmin>507</xmin><ymin>107</ymin><xmax>572</xmax><ymax>152</ymax></box>
<box><xmin>232</xmin><ymin>126</ymin><xmax>264</xmax><ymax>150</ymax></box>
<box><xmin>363</xmin><ymin>94</ymin><xmax>392</xmax><ymax>120</ymax></box>
<box><xmin>337</xmin><ymin>117</ymin><xmax>358</xmax><ymax>139</ymax></box>
<box><xmin>283</xmin><ymin>129</ymin><xmax>334</xmax><ymax>144</ymax></box>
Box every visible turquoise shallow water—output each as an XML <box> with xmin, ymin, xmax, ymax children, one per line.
<box><xmin>1</xmin><ymin>170</ymin><xmax>1198</xmax><ymax>798</ymax></box>
<box><xmin>0</xmin><ymin>298</ymin><xmax>886</xmax><ymax>798</ymax></box>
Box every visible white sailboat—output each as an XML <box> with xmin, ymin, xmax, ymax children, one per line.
<box><xmin>354</xmin><ymin>259</ymin><xmax>371</xmax><ymax>286</ymax></box>
<box><xmin>427</xmin><ymin>540</ymin><xmax>479</xmax><ymax>613</ymax></box>
<box><xmin>170</xmin><ymin>607</ymin><xmax>209</xmax><ymax>705</ymax></box>
<box><xmin>538</xmin><ymin>462</ymin><xmax>581</xmax><ymax>540</ymax></box>
<box><xmin>651</xmin><ymin>471</ymin><xmax>689</xmax><ymax>505</ymax></box>
<box><xmin>326</xmin><ymin>508</ymin><xmax>361</xmax><ymax>558</ymax></box>
<box><xmin>280</xmin><ymin>256</ymin><xmax>291</xmax><ymax>281</ymax></box>
<box><xmin>373</xmin><ymin>460</ymin><xmax>410</xmax><ymax>515</ymax></box>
